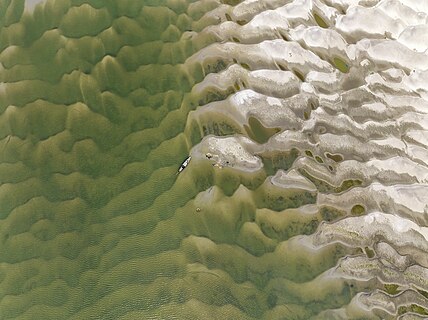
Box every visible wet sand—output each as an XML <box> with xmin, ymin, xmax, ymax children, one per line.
<box><xmin>1</xmin><ymin>0</ymin><xmax>428</xmax><ymax>319</ymax></box>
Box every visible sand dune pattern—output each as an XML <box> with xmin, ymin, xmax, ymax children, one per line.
<box><xmin>1</xmin><ymin>0</ymin><xmax>428</xmax><ymax>319</ymax></box>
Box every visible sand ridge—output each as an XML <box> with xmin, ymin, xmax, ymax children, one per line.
<box><xmin>1</xmin><ymin>0</ymin><xmax>428</xmax><ymax>319</ymax></box>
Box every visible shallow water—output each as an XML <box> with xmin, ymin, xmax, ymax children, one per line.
<box><xmin>1</xmin><ymin>0</ymin><xmax>428</xmax><ymax>319</ymax></box>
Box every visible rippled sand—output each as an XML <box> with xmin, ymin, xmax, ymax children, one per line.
<box><xmin>1</xmin><ymin>0</ymin><xmax>428</xmax><ymax>319</ymax></box>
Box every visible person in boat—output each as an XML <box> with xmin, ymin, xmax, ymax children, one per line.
<box><xmin>177</xmin><ymin>156</ymin><xmax>191</xmax><ymax>174</ymax></box>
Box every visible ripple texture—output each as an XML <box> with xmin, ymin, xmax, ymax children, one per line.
<box><xmin>1</xmin><ymin>0</ymin><xmax>428</xmax><ymax>319</ymax></box>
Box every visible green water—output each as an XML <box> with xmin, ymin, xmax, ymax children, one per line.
<box><xmin>0</xmin><ymin>1</ymin><xmax>359</xmax><ymax>319</ymax></box>
<box><xmin>244</xmin><ymin>117</ymin><xmax>280</xmax><ymax>144</ymax></box>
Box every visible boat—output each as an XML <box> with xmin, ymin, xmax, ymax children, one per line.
<box><xmin>177</xmin><ymin>156</ymin><xmax>191</xmax><ymax>174</ymax></box>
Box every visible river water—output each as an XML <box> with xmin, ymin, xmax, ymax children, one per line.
<box><xmin>1</xmin><ymin>0</ymin><xmax>428</xmax><ymax>319</ymax></box>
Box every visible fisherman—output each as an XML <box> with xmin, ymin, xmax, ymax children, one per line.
<box><xmin>177</xmin><ymin>156</ymin><xmax>191</xmax><ymax>174</ymax></box>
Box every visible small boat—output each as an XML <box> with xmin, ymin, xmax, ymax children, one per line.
<box><xmin>177</xmin><ymin>156</ymin><xmax>191</xmax><ymax>174</ymax></box>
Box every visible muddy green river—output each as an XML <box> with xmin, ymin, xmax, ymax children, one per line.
<box><xmin>1</xmin><ymin>0</ymin><xmax>428</xmax><ymax>319</ymax></box>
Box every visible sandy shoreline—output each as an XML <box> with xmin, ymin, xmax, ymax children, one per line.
<box><xmin>1</xmin><ymin>0</ymin><xmax>427</xmax><ymax>319</ymax></box>
<box><xmin>184</xmin><ymin>0</ymin><xmax>428</xmax><ymax>317</ymax></box>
